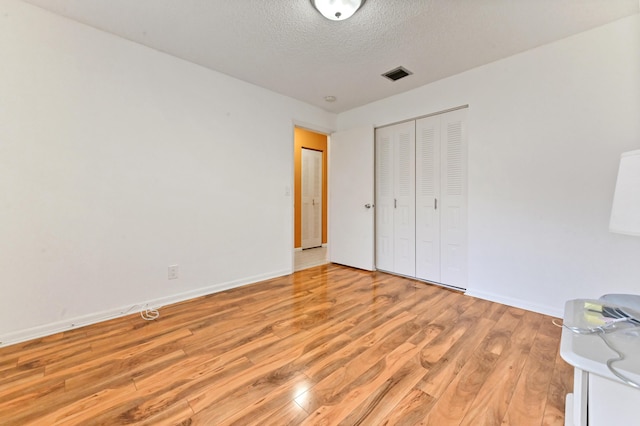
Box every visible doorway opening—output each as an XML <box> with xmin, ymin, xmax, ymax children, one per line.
<box><xmin>294</xmin><ymin>127</ymin><xmax>328</xmax><ymax>271</ymax></box>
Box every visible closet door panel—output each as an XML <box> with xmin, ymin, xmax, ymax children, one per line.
<box><xmin>415</xmin><ymin>115</ymin><xmax>441</xmax><ymax>282</ymax></box>
<box><xmin>375</xmin><ymin>108</ymin><xmax>466</xmax><ymax>287</ymax></box>
<box><xmin>440</xmin><ymin>109</ymin><xmax>467</xmax><ymax>288</ymax></box>
<box><xmin>375</xmin><ymin>127</ymin><xmax>394</xmax><ymax>272</ymax></box>
<box><xmin>393</xmin><ymin>122</ymin><xmax>416</xmax><ymax>276</ymax></box>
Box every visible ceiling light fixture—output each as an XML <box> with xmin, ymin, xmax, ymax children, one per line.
<box><xmin>311</xmin><ymin>0</ymin><xmax>366</xmax><ymax>21</ymax></box>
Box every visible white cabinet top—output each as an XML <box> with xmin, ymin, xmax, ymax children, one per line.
<box><xmin>560</xmin><ymin>299</ymin><xmax>640</xmax><ymax>387</ymax></box>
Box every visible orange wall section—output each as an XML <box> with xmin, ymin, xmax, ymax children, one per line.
<box><xmin>294</xmin><ymin>127</ymin><xmax>328</xmax><ymax>248</ymax></box>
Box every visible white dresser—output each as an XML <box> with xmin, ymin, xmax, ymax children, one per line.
<box><xmin>560</xmin><ymin>299</ymin><xmax>640</xmax><ymax>426</ymax></box>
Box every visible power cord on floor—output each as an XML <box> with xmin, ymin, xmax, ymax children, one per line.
<box><xmin>121</xmin><ymin>304</ymin><xmax>160</xmax><ymax>321</ymax></box>
<box><xmin>141</xmin><ymin>305</ymin><xmax>159</xmax><ymax>321</ymax></box>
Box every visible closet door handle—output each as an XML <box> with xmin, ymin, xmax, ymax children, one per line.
<box><xmin>434</xmin><ymin>198</ymin><xmax>438</xmax><ymax>210</ymax></box>
<box><xmin>394</xmin><ymin>199</ymin><xmax>397</xmax><ymax>209</ymax></box>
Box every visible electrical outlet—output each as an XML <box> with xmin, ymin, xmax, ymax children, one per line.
<box><xmin>168</xmin><ymin>264</ymin><xmax>179</xmax><ymax>280</ymax></box>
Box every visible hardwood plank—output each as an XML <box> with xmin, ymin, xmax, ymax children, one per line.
<box><xmin>0</xmin><ymin>367</ymin><xmax>44</xmax><ymax>395</ymax></box>
<box><xmin>181</xmin><ymin>318</ymin><xmax>277</xmax><ymax>359</ymax></box>
<box><xmin>301</xmin><ymin>341</ymin><xmax>420</xmax><ymax>425</ymax></box>
<box><xmin>17</xmin><ymin>343</ymin><xmax>92</xmax><ymax>370</ymax></box>
<box><xmin>377</xmin><ymin>388</ymin><xmax>436</xmax><ymax>425</ymax></box>
<box><xmin>0</xmin><ymin>348</ymin><xmax>188</xmax><ymax>423</ymax></box>
<box><xmin>244</xmin><ymin>310</ymin><xmax>356</xmax><ymax>367</ymax></box>
<box><xmin>542</xmin><ymin>319</ymin><xmax>573</xmax><ymax>426</ymax></box>
<box><xmin>261</xmin><ymin>401</ymin><xmax>309</xmax><ymax>426</ymax></box>
<box><xmin>64</xmin><ymin>348</ymin><xmax>188</xmax><ymax>391</ymax></box>
<box><xmin>0</xmin><ymin>265</ymin><xmax>571</xmax><ymax>425</ymax></box>
<box><xmin>0</xmin><ymin>329</ymin><xmax>91</xmax><ymax>362</ymax></box>
<box><xmin>0</xmin><ymin>357</ymin><xmax>18</xmax><ymax>374</ymax></box>
<box><xmin>421</xmin><ymin>326</ymin><xmax>505</xmax><ymax>424</ymax></box>
<box><xmin>501</xmin><ymin>318</ymin><xmax>560</xmax><ymax>425</ymax></box>
<box><xmin>59</xmin><ymin>327</ymin><xmax>192</xmax><ymax>381</ymax></box>
<box><xmin>186</xmin><ymin>346</ymin><xmax>306</xmax><ymax>417</ymax></box>
<box><xmin>303</xmin><ymin>310</ymin><xmax>417</xmax><ymax>382</ymax></box>
<box><xmin>298</xmin><ymin>323</ymin><xmax>420</xmax><ymax>414</ymax></box>
<box><xmin>417</xmin><ymin>304</ymin><xmax>499</xmax><ymax>399</ymax></box>
<box><xmin>134</xmin><ymin>354</ymin><xmax>253</xmax><ymax>394</ymax></box>
<box><xmin>102</xmin><ymin>356</ymin><xmax>254</xmax><ymax>424</ymax></box>
<box><xmin>459</xmin><ymin>309</ymin><xmax>543</xmax><ymax>425</ymax></box>
<box><xmin>337</xmin><ymin>357</ymin><xmax>427</xmax><ymax>425</ymax></box>
<box><xmin>0</xmin><ymin>379</ymin><xmax>66</xmax><ymax>423</ymax></box>
<box><xmin>216</xmin><ymin>378</ymin><xmax>311</xmax><ymax>425</ymax></box>
<box><xmin>134</xmin><ymin>400</ymin><xmax>194</xmax><ymax>426</ymax></box>
<box><xmin>22</xmin><ymin>381</ymin><xmax>137</xmax><ymax>426</ymax></box>
<box><xmin>190</xmin><ymin>371</ymin><xmax>308</xmax><ymax>424</ymax></box>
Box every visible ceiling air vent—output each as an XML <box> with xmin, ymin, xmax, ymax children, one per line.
<box><xmin>382</xmin><ymin>66</ymin><xmax>413</xmax><ymax>82</ymax></box>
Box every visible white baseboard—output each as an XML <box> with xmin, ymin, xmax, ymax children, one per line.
<box><xmin>0</xmin><ymin>268</ymin><xmax>291</xmax><ymax>348</ymax></box>
<box><xmin>295</xmin><ymin>245</ymin><xmax>327</xmax><ymax>251</ymax></box>
<box><xmin>464</xmin><ymin>288</ymin><xmax>563</xmax><ymax>318</ymax></box>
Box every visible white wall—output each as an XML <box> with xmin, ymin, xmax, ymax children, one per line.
<box><xmin>338</xmin><ymin>15</ymin><xmax>640</xmax><ymax>317</ymax></box>
<box><xmin>0</xmin><ymin>0</ymin><xmax>336</xmax><ymax>344</ymax></box>
<box><xmin>2</xmin><ymin>2</ymin><xmax>638</xmax><ymax>346</ymax></box>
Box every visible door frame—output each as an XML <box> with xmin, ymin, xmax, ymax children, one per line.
<box><xmin>291</xmin><ymin>122</ymin><xmax>334</xmax><ymax>273</ymax></box>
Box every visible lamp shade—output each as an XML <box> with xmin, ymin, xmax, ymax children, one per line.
<box><xmin>311</xmin><ymin>0</ymin><xmax>365</xmax><ymax>21</ymax></box>
<box><xmin>609</xmin><ymin>149</ymin><xmax>640</xmax><ymax>236</ymax></box>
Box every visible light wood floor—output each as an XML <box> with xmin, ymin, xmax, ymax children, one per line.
<box><xmin>294</xmin><ymin>247</ymin><xmax>328</xmax><ymax>271</ymax></box>
<box><xmin>0</xmin><ymin>264</ymin><xmax>572</xmax><ymax>425</ymax></box>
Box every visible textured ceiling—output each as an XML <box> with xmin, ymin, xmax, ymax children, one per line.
<box><xmin>21</xmin><ymin>0</ymin><xmax>640</xmax><ymax>113</ymax></box>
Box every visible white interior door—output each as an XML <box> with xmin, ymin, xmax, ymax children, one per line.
<box><xmin>416</xmin><ymin>115</ymin><xmax>441</xmax><ymax>281</ymax></box>
<box><xmin>301</xmin><ymin>148</ymin><xmax>322</xmax><ymax>249</ymax></box>
<box><xmin>329</xmin><ymin>126</ymin><xmax>375</xmax><ymax>271</ymax></box>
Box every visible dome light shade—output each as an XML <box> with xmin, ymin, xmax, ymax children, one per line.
<box><xmin>311</xmin><ymin>0</ymin><xmax>365</xmax><ymax>21</ymax></box>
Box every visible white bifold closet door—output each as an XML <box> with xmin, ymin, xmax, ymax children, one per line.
<box><xmin>375</xmin><ymin>126</ymin><xmax>394</xmax><ymax>272</ymax></box>
<box><xmin>376</xmin><ymin>108</ymin><xmax>467</xmax><ymax>289</ymax></box>
<box><xmin>415</xmin><ymin>116</ymin><xmax>441</xmax><ymax>281</ymax></box>
<box><xmin>415</xmin><ymin>109</ymin><xmax>467</xmax><ymax>288</ymax></box>
<box><xmin>375</xmin><ymin>121</ymin><xmax>415</xmax><ymax>277</ymax></box>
